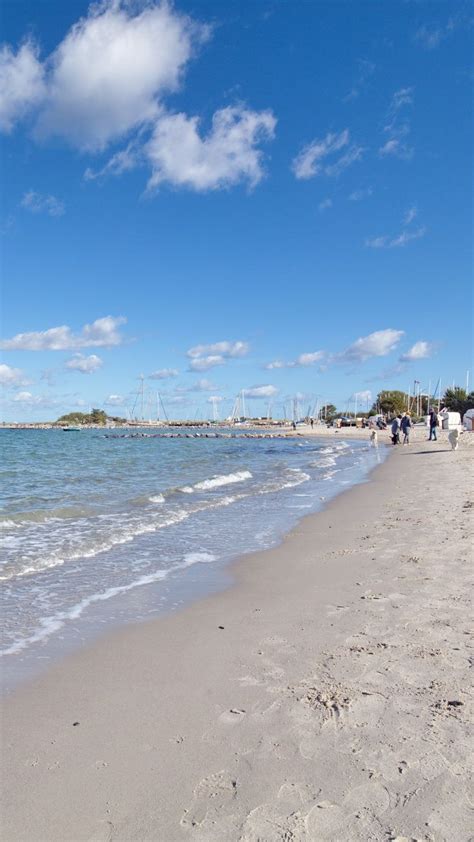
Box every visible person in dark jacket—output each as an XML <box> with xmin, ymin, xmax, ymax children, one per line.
<box><xmin>391</xmin><ymin>415</ymin><xmax>402</xmax><ymax>445</ymax></box>
<box><xmin>400</xmin><ymin>412</ymin><xmax>412</xmax><ymax>445</ymax></box>
<box><xmin>428</xmin><ymin>408</ymin><xmax>439</xmax><ymax>441</ymax></box>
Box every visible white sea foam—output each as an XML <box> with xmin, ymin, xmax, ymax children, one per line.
<box><xmin>149</xmin><ymin>494</ymin><xmax>165</xmax><ymax>504</ymax></box>
<box><xmin>1</xmin><ymin>552</ymin><xmax>218</xmax><ymax>656</ymax></box>
<box><xmin>193</xmin><ymin>470</ymin><xmax>252</xmax><ymax>491</ymax></box>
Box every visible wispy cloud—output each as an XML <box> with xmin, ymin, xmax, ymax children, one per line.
<box><xmin>414</xmin><ymin>16</ymin><xmax>465</xmax><ymax>51</ymax></box>
<box><xmin>148</xmin><ymin>368</ymin><xmax>179</xmax><ymax>380</ymax></box>
<box><xmin>104</xmin><ymin>394</ymin><xmax>126</xmax><ymax>406</ymax></box>
<box><xmin>343</xmin><ymin>58</ymin><xmax>375</xmax><ymax>102</ymax></box>
<box><xmin>292</xmin><ymin>130</ymin><xmax>364</xmax><ymax>180</ymax></box>
<box><xmin>20</xmin><ymin>190</ymin><xmax>65</xmax><ymax>217</ymax></box>
<box><xmin>366</xmin><ymin>207</ymin><xmax>426</xmax><ymax>249</ymax></box>
<box><xmin>318</xmin><ymin>198</ymin><xmax>332</xmax><ymax>212</ymax></box>
<box><xmin>264</xmin><ymin>351</ymin><xmax>325</xmax><ymax>370</ymax></box>
<box><xmin>349</xmin><ymin>187</ymin><xmax>373</xmax><ymax>201</ymax></box>
<box><xmin>65</xmin><ymin>353</ymin><xmax>103</xmax><ymax>374</ymax></box>
<box><xmin>365</xmin><ymin>226</ymin><xmax>426</xmax><ymax>249</ymax></box>
<box><xmin>1</xmin><ymin>316</ymin><xmax>127</xmax><ymax>351</ymax></box>
<box><xmin>379</xmin><ymin>87</ymin><xmax>414</xmax><ymax>160</ymax></box>
<box><xmin>403</xmin><ymin>205</ymin><xmax>417</xmax><ymax>225</ymax></box>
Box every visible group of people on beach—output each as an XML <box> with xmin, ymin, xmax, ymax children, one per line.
<box><xmin>390</xmin><ymin>407</ymin><xmax>441</xmax><ymax>445</ymax></box>
<box><xmin>390</xmin><ymin>412</ymin><xmax>412</xmax><ymax>445</ymax></box>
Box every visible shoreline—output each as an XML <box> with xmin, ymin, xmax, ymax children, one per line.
<box><xmin>2</xmin><ymin>435</ymin><xmax>472</xmax><ymax>841</ymax></box>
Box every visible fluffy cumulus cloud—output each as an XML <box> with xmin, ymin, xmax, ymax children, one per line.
<box><xmin>148</xmin><ymin>368</ymin><xmax>179</xmax><ymax>380</ymax></box>
<box><xmin>339</xmin><ymin>329</ymin><xmax>404</xmax><ymax>363</ymax></box>
<box><xmin>1</xmin><ymin>316</ymin><xmax>126</xmax><ymax>351</ymax></box>
<box><xmin>1</xmin><ymin>2</ymin><xmax>276</xmax><ymax>195</ymax></box>
<box><xmin>21</xmin><ymin>190</ymin><xmax>65</xmax><ymax>217</ymax></box>
<box><xmin>244</xmin><ymin>384</ymin><xmax>278</xmax><ymax>399</ymax></box>
<box><xmin>292</xmin><ymin>129</ymin><xmax>364</xmax><ymax>180</ymax></box>
<box><xmin>146</xmin><ymin>106</ymin><xmax>276</xmax><ymax>192</ymax></box>
<box><xmin>399</xmin><ymin>340</ymin><xmax>433</xmax><ymax>362</ymax></box>
<box><xmin>187</xmin><ymin>339</ymin><xmax>249</xmax><ymax>371</ymax></box>
<box><xmin>36</xmin><ymin>1</ymin><xmax>209</xmax><ymax>150</ymax></box>
<box><xmin>65</xmin><ymin>353</ymin><xmax>103</xmax><ymax>373</ymax></box>
<box><xmin>0</xmin><ymin>41</ymin><xmax>45</xmax><ymax>132</ymax></box>
<box><xmin>0</xmin><ymin>363</ymin><xmax>32</xmax><ymax>387</ymax></box>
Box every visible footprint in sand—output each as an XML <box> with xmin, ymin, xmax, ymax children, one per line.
<box><xmin>181</xmin><ymin>770</ymin><xmax>237</xmax><ymax>831</ymax></box>
<box><xmin>219</xmin><ymin>708</ymin><xmax>247</xmax><ymax>724</ymax></box>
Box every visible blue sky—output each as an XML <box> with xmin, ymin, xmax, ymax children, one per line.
<box><xmin>1</xmin><ymin>0</ymin><xmax>472</xmax><ymax>421</ymax></box>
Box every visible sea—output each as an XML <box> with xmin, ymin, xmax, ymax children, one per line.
<box><xmin>0</xmin><ymin>427</ymin><xmax>384</xmax><ymax>689</ymax></box>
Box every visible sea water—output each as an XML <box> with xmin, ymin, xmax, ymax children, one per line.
<box><xmin>0</xmin><ymin>428</ymin><xmax>384</xmax><ymax>687</ymax></box>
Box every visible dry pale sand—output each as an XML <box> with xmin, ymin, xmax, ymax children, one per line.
<box><xmin>1</xmin><ymin>434</ymin><xmax>473</xmax><ymax>842</ymax></box>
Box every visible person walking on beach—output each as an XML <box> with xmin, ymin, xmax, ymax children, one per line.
<box><xmin>428</xmin><ymin>408</ymin><xmax>439</xmax><ymax>441</ymax></box>
<box><xmin>391</xmin><ymin>415</ymin><xmax>402</xmax><ymax>445</ymax></box>
<box><xmin>310</xmin><ymin>417</ymin><xmax>314</xmax><ymax>429</ymax></box>
<box><xmin>400</xmin><ymin>412</ymin><xmax>412</xmax><ymax>445</ymax></box>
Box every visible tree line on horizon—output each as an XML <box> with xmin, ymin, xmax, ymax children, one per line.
<box><xmin>55</xmin><ymin>387</ymin><xmax>474</xmax><ymax>426</ymax></box>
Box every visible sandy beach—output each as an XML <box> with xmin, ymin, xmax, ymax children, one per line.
<box><xmin>1</xmin><ymin>432</ymin><xmax>472</xmax><ymax>842</ymax></box>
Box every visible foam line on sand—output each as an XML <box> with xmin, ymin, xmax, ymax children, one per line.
<box><xmin>1</xmin><ymin>435</ymin><xmax>473</xmax><ymax>841</ymax></box>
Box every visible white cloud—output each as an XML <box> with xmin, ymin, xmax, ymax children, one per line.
<box><xmin>1</xmin><ymin>315</ymin><xmax>126</xmax><ymax>351</ymax></box>
<box><xmin>415</xmin><ymin>25</ymin><xmax>443</xmax><ymax>50</ymax></box>
<box><xmin>65</xmin><ymin>353</ymin><xmax>103</xmax><ymax>373</ymax></box>
<box><xmin>148</xmin><ymin>368</ymin><xmax>179</xmax><ymax>380</ymax></box>
<box><xmin>296</xmin><ymin>351</ymin><xmax>325</xmax><ymax>366</ymax></box>
<box><xmin>264</xmin><ymin>360</ymin><xmax>287</xmax><ymax>370</ymax></box>
<box><xmin>191</xmin><ymin>378</ymin><xmax>220</xmax><ymax>392</ymax></box>
<box><xmin>389</xmin><ymin>87</ymin><xmax>414</xmax><ymax>114</ymax></box>
<box><xmin>399</xmin><ymin>340</ymin><xmax>433</xmax><ymax>362</ymax></box>
<box><xmin>380</xmin><ymin>88</ymin><xmax>414</xmax><ymax>160</ymax></box>
<box><xmin>244</xmin><ymin>385</ymin><xmax>278</xmax><ymax>399</ymax></box>
<box><xmin>403</xmin><ymin>206</ymin><xmax>417</xmax><ymax>225</ymax></box>
<box><xmin>187</xmin><ymin>339</ymin><xmax>248</xmax><ymax>371</ymax></box>
<box><xmin>12</xmin><ymin>390</ymin><xmax>35</xmax><ymax>402</ymax></box>
<box><xmin>0</xmin><ymin>40</ymin><xmax>45</xmax><ymax>132</ymax></box>
<box><xmin>207</xmin><ymin>394</ymin><xmax>224</xmax><ymax>403</ymax></box>
<box><xmin>339</xmin><ymin>329</ymin><xmax>404</xmax><ymax>363</ymax></box>
<box><xmin>318</xmin><ymin>198</ymin><xmax>332</xmax><ymax>212</ymax></box>
<box><xmin>343</xmin><ymin>59</ymin><xmax>375</xmax><ymax>102</ymax></box>
<box><xmin>365</xmin><ymin>226</ymin><xmax>426</xmax><ymax>248</ymax></box>
<box><xmin>146</xmin><ymin>106</ymin><xmax>276</xmax><ymax>192</ymax></box>
<box><xmin>389</xmin><ymin>226</ymin><xmax>427</xmax><ymax>247</ymax></box>
<box><xmin>21</xmin><ymin>190</ymin><xmax>65</xmax><ymax>217</ymax></box>
<box><xmin>35</xmin><ymin>1</ymin><xmax>209</xmax><ymax>150</ymax></box>
<box><xmin>349</xmin><ymin>187</ymin><xmax>373</xmax><ymax>201</ymax></box>
<box><xmin>293</xmin><ymin>129</ymin><xmax>365</xmax><ymax>180</ymax></box>
<box><xmin>351</xmin><ymin>389</ymin><xmax>372</xmax><ymax>404</ymax></box>
<box><xmin>379</xmin><ymin>138</ymin><xmax>413</xmax><ymax>160</ymax></box>
<box><xmin>11</xmin><ymin>390</ymin><xmax>59</xmax><ymax>407</ymax></box>
<box><xmin>264</xmin><ymin>351</ymin><xmax>325</xmax><ymax>370</ymax></box>
<box><xmin>0</xmin><ymin>363</ymin><xmax>32</xmax><ymax>387</ymax></box>
<box><xmin>324</xmin><ymin>145</ymin><xmax>364</xmax><ymax>177</ymax></box>
<box><xmin>104</xmin><ymin>394</ymin><xmax>126</xmax><ymax>406</ymax></box>
<box><xmin>187</xmin><ymin>340</ymin><xmax>249</xmax><ymax>359</ymax></box>
<box><xmin>188</xmin><ymin>355</ymin><xmax>225</xmax><ymax>372</ymax></box>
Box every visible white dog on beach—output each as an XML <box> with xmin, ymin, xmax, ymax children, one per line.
<box><xmin>370</xmin><ymin>430</ymin><xmax>378</xmax><ymax>446</ymax></box>
<box><xmin>448</xmin><ymin>429</ymin><xmax>461</xmax><ymax>450</ymax></box>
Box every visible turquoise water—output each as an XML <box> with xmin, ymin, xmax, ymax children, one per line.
<box><xmin>0</xmin><ymin>428</ymin><xmax>384</xmax><ymax>680</ymax></box>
